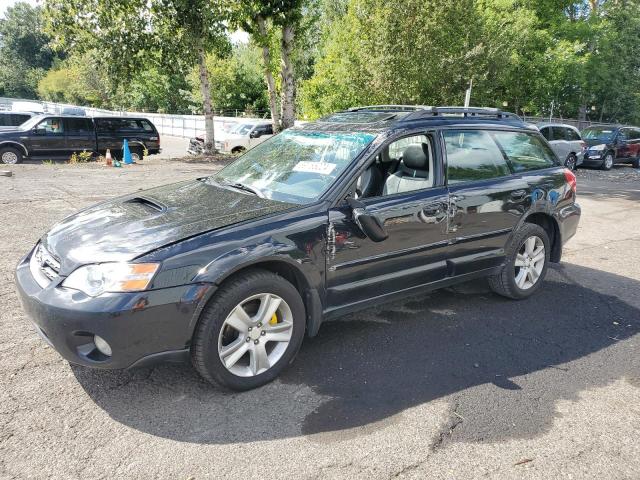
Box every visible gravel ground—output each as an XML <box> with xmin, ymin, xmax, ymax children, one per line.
<box><xmin>1</xmin><ymin>161</ymin><xmax>639</xmax><ymax>479</ymax></box>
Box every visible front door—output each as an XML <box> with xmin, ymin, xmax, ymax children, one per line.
<box><xmin>325</xmin><ymin>133</ymin><xmax>450</xmax><ymax>313</ymax></box>
<box><xmin>27</xmin><ymin>117</ymin><xmax>66</xmax><ymax>157</ymax></box>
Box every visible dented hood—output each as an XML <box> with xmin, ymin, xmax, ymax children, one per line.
<box><xmin>42</xmin><ymin>179</ymin><xmax>293</xmax><ymax>275</ymax></box>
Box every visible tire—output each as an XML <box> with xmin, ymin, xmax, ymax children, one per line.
<box><xmin>0</xmin><ymin>146</ymin><xmax>23</xmax><ymax>165</ymax></box>
<box><xmin>191</xmin><ymin>269</ymin><xmax>306</xmax><ymax>391</ymax></box>
<box><xmin>565</xmin><ymin>153</ymin><xmax>577</xmax><ymax>171</ymax></box>
<box><xmin>130</xmin><ymin>147</ymin><xmax>143</xmax><ymax>162</ymax></box>
<box><xmin>231</xmin><ymin>147</ymin><xmax>246</xmax><ymax>155</ymax></box>
<box><xmin>601</xmin><ymin>152</ymin><xmax>614</xmax><ymax>170</ymax></box>
<box><xmin>488</xmin><ymin>223</ymin><xmax>550</xmax><ymax>300</ymax></box>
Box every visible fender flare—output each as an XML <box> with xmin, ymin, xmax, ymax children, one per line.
<box><xmin>0</xmin><ymin>141</ymin><xmax>28</xmax><ymax>156</ymax></box>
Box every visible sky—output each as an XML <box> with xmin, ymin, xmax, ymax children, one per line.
<box><xmin>1</xmin><ymin>0</ymin><xmax>39</xmax><ymax>18</ymax></box>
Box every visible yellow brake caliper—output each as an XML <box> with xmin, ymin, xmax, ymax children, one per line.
<box><xmin>269</xmin><ymin>313</ymin><xmax>278</xmax><ymax>325</ymax></box>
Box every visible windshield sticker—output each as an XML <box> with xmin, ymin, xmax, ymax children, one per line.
<box><xmin>293</xmin><ymin>161</ymin><xmax>337</xmax><ymax>175</ymax></box>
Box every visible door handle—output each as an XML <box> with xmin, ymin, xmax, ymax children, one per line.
<box><xmin>419</xmin><ymin>203</ymin><xmax>447</xmax><ymax>224</ymax></box>
<box><xmin>511</xmin><ymin>189</ymin><xmax>527</xmax><ymax>200</ymax></box>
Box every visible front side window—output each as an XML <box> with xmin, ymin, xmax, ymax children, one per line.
<box><xmin>566</xmin><ymin>128</ymin><xmax>581</xmax><ymax>141</ymax></box>
<box><xmin>492</xmin><ymin>131</ymin><xmax>556</xmax><ymax>172</ymax></box>
<box><xmin>37</xmin><ymin>118</ymin><xmax>64</xmax><ymax>134</ymax></box>
<box><xmin>212</xmin><ymin>130</ymin><xmax>375</xmax><ymax>204</ymax></box>
<box><xmin>444</xmin><ymin>130</ymin><xmax>510</xmax><ymax>184</ymax></box>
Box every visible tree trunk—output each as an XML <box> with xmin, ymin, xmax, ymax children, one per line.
<box><xmin>197</xmin><ymin>41</ymin><xmax>215</xmax><ymax>154</ymax></box>
<box><xmin>280</xmin><ymin>23</ymin><xmax>296</xmax><ymax>130</ymax></box>
<box><xmin>257</xmin><ymin>16</ymin><xmax>281</xmax><ymax>133</ymax></box>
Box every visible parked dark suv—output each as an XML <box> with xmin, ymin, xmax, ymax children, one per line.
<box><xmin>16</xmin><ymin>106</ymin><xmax>581</xmax><ymax>390</ymax></box>
<box><xmin>0</xmin><ymin>115</ymin><xmax>160</xmax><ymax>164</ymax></box>
<box><xmin>582</xmin><ymin>125</ymin><xmax>640</xmax><ymax>170</ymax></box>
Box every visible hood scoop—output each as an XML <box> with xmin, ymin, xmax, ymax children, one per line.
<box><xmin>124</xmin><ymin>196</ymin><xmax>167</xmax><ymax>213</ymax></box>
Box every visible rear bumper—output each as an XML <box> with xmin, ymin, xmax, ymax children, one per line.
<box><xmin>15</xmin><ymin>252</ymin><xmax>212</xmax><ymax>369</ymax></box>
<box><xmin>557</xmin><ymin>202</ymin><xmax>581</xmax><ymax>246</ymax></box>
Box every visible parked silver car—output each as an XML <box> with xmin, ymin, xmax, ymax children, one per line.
<box><xmin>537</xmin><ymin>123</ymin><xmax>586</xmax><ymax>170</ymax></box>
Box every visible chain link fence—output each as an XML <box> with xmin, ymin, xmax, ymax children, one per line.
<box><xmin>522</xmin><ymin>115</ymin><xmax>619</xmax><ymax>130</ymax></box>
<box><xmin>0</xmin><ymin>97</ymin><xmax>271</xmax><ymax>139</ymax></box>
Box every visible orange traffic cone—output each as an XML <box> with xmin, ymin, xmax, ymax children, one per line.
<box><xmin>105</xmin><ymin>149</ymin><xmax>113</xmax><ymax>166</ymax></box>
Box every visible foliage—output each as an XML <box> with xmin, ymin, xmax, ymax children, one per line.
<box><xmin>0</xmin><ymin>3</ymin><xmax>59</xmax><ymax>98</ymax></box>
<box><xmin>69</xmin><ymin>150</ymin><xmax>92</xmax><ymax>163</ymax></box>
<box><xmin>187</xmin><ymin>44</ymin><xmax>269</xmax><ymax>115</ymax></box>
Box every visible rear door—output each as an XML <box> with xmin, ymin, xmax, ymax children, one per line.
<box><xmin>625</xmin><ymin>128</ymin><xmax>640</xmax><ymax>159</ymax></box>
<box><xmin>64</xmin><ymin>117</ymin><xmax>95</xmax><ymax>154</ymax></box>
<box><xmin>27</xmin><ymin>117</ymin><xmax>66</xmax><ymax>157</ymax></box>
<box><xmin>443</xmin><ymin>128</ymin><xmax>529</xmax><ymax>275</ymax></box>
<box><xmin>564</xmin><ymin>126</ymin><xmax>583</xmax><ymax>156</ymax></box>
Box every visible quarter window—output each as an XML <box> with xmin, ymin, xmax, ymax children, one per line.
<box><xmin>444</xmin><ymin>130</ymin><xmax>510</xmax><ymax>184</ymax></box>
<box><xmin>492</xmin><ymin>131</ymin><xmax>556</xmax><ymax>172</ymax></box>
<box><xmin>566</xmin><ymin>128</ymin><xmax>581</xmax><ymax>141</ymax></box>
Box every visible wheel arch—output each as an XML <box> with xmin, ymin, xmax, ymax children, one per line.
<box><xmin>195</xmin><ymin>257</ymin><xmax>323</xmax><ymax>339</ymax></box>
<box><xmin>0</xmin><ymin>141</ymin><xmax>28</xmax><ymax>156</ymax></box>
<box><xmin>524</xmin><ymin>212</ymin><xmax>561</xmax><ymax>262</ymax></box>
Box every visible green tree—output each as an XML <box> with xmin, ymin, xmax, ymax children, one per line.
<box><xmin>45</xmin><ymin>0</ymin><xmax>230</xmax><ymax>153</ymax></box>
<box><xmin>0</xmin><ymin>2</ymin><xmax>58</xmax><ymax>98</ymax></box>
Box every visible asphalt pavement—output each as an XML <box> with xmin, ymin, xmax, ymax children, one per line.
<box><xmin>0</xmin><ymin>161</ymin><xmax>639</xmax><ymax>479</ymax></box>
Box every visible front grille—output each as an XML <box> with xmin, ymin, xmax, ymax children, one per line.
<box><xmin>29</xmin><ymin>243</ymin><xmax>60</xmax><ymax>288</ymax></box>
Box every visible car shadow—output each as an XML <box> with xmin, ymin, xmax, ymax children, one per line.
<box><xmin>72</xmin><ymin>263</ymin><xmax>640</xmax><ymax>445</ymax></box>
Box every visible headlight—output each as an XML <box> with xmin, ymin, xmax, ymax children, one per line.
<box><xmin>62</xmin><ymin>263</ymin><xmax>159</xmax><ymax>297</ymax></box>
<box><xmin>590</xmin><ymin>144</ymin><xmax>606</xmax><ymax>151</ymax></box>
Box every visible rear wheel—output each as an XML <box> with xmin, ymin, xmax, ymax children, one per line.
<box><xmin>0</xmin><ymin>146</ymin><xmax>22</xmax><ymax>165</ymax></box>
<box><xmin>489</xmin><ymin>223</ymin><xmax>550</xmax><ymax>300</ymax></box>
<box><xmin>130</xmin><ymin>146</ymin><xmax>143</xmax><ymax>162</ymax></box>
<box><xmin>191</xmin><ymin>269</ymin><xmax>305</xmax><ymax>390</ymax></box>
<box><xmin>601</xmin><ymin>152</ymin><xmax>614</xmax><ymax>170</ymax></box>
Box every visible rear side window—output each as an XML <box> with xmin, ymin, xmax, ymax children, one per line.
<box><xmin>444</xmin><ymin>130</ymin><xmax>511</xmax><ymax>184</ymax></box>
<box><xmin>96</xmin><ymin>118</ymin><xmax>155</xmax><ymax>133</ymax></box>
<box><xmin>492</xmin><ymin>131</ymin><xmax>556</xmax><ymax>172</ymax></box>
<box><xmin>65</xmin><ymin>118</ymin><xmax>93</xmax><ymax>133</ymax></box>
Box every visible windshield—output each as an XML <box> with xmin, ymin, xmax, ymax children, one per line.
<box><xmin>231</xmin><ymin>123</ymin><xmax>256</xmax><ymax>136</ymax></box>
<box><xmin>18</xmin><ymin>116</ymin><xmax>44</xmax><ymax>131</ymax></box>
<box><xmin>211</xmin><ymin>130</ymin><xmax>376</xmax><ymax>204</ymax></box>
<box><xmin>582</xmin><ymin>127</ymin><xmax>615</xmax><ymax>142</ymax></box>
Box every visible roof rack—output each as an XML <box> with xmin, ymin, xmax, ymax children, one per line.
<box><xmin>401</xmin><ymin>106</ymin><xmax>522</xmax><ymax>122</ymax></box>
<box><xmin>348</xmin><ymin>105</ymin><xmax>433</xmax><ymax>112</ymax></box>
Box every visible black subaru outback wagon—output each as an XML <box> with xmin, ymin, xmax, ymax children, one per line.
<box><xmin>16</xmin><ymin>106</ymin><xmax>581</xmax><ymax>390</ymax></box>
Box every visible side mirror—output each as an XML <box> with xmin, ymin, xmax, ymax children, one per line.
<box><xmin>34</xmin><ymin>127</ymin><xmax>46</xmax><ymax>135</ymax></box>
<box><xmin>250</xmin><ymin>131</ymin><xmax>260</xmax><ymax>138</ymax></box>
<box><xmin>347</xmin><ymin>198</ymin><xmax>388</xmax><ymax>242</ymax></box>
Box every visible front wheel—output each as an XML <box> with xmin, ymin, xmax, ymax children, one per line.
<box><xmin>601</xmin><ymin>152</ymin><xmax>614</xmax><ymax>170</ymax></box>
<box><xmin>191</xmin><ymin>269</ymin><xmax>305</xmax><ymax>390</ymax></box>
<box><xmin>489</xmin><ymin>223</ymin><xmax>550</xmax><ymax>300</ymax></box>
<box><xmin>565</xmin><ymin>153</ymin><xmax>577</xmax><ymax>171</ymax></box>
<box><xmin>0</xmin><ymin>146</ymin><xmax>23</xmax><ymax>165</ymax></box>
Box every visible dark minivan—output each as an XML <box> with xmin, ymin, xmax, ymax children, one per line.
<box><xmin>0</xmin><ymin>115</ymin><xmax>160</xmax><ymax>164</ymax></box>
<box><xmin>16</xmin><ymin>106</ymin><xmax>581</xmax><ymax>390</ymax></box>
<box><xmin>582</xmin><ymin>125</ymin><xmax>640</xmax><ymax>170</ymax></box>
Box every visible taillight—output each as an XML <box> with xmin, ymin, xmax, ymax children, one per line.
<box><xmin>580</xmin><ymin>141</ymin><xmax>587</xmax><ymax>152</ymax></box>
<box><xmin>564</xmin><ymin>168</ymin><xmax>577</xmax><ymax>196</ymax></box>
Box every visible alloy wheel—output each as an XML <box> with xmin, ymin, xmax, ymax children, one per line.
<box><xmin>217</xmin><ymin>293</ymin><xmax>294</xmax><ymax>377</ymax></box>
<box><xmin>514</xmin><ymin>235</ymin><xmax>545</xmax><ymax>290</ymax></box>
<box><xmin>1</xmin><ymin>151</ymin><xmax>18</xmax><ymax>164</ymax></box>
<box><xmin>604</xmin><ymin>154</ymin><xmax>614</xmax><ymax>169</ymax></box>
<box><xmin>565</xmin><ymin>154</ymin><xmax>577</xmax><ymax>171</ymax></box>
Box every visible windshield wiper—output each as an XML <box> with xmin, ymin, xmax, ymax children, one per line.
<box><xmin>222</xmin><ymin>181</ymin><xmax>263</xmax><ymax>197</ymax></box>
